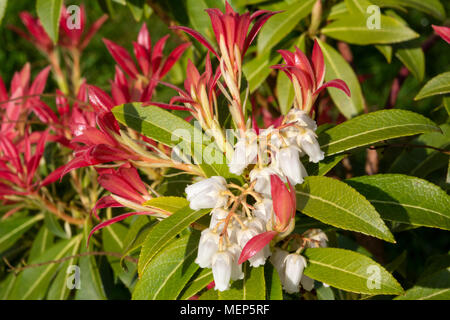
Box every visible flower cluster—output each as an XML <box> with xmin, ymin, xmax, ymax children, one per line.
<box><xmin>178</xmin><ymin>3</ymin><xmax>349</xmax><ymax>293</ymax></box>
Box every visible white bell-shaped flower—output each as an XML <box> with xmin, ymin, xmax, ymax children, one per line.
<box><xmin>228</xmin><ymin>131</ymin><xmax>258</xmax><ymax>175</ymax></box>
<box><xmin>227</xmin><ymin>243</ymin><xmax>244</xmax><ymax>281</ymax></box>
<box><xmin>300</xmin><ymin>275</ymin><xmax>315</xmax><ymax>291</ymax></box>
<box><xmin>276</xmin><ymin>146</ymin><xmax>308</xmax><ymax>185</ymax></box>
<box><xmin>304</xmin><ymin>229</ymin><xmax>328</xmax><ymax>248</ymax></box>
<box><xmin>209</xmin><ymin>208</ymin><xmax>229</xmax><ymax>231</ymax></box>
<box><xmin>283</xmin><ymin>254</ymin><xmax>307</xmax><ymax>294</ymax></box>
<box><xmin>195</xmin><ymin>229</ymin><xmax>219</xmax><ymax>268</ymax></box>
<box><xmin>249</xmin><ymin>167</ymin><xmax>276</xmax><ymax>196</ymax></box>
<box><xmin>185</xmin><ymin>176</ymin><xmax>228</xmax><ymax>210</ymax></box>
<box><xmin>296</xmin><ymin>130</ymin><xmax>324</xmax><ymax>163</ymax></box>
<box><xmin>253</xmin><ymin>198</ymin><xmax>273</xmax><ymax>222</ymax></box>
<box><xmin>244</xmin><ymin>217</ymin><xmax>266</xmax><ymax>234</ymax></box>
<box><xmin>212</xmin><ymin>251</ymin><xmax>234</xmax><ymax>291</ymax></box>
<box><xmin>270</xmin><ymin>248</ymin><xmax>289</xmax><ymax>283</ymax></box>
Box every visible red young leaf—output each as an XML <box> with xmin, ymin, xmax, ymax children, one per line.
<box><xmin>238</xmin><ymin>231</ymin><xmax>277</xmax><ymax>264</ymax></box>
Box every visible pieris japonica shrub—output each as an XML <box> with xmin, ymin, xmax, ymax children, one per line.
<box><xmin>0</xmin><ymin>0</ymin><xmax>449</xmax><ymax>301</ymax></box>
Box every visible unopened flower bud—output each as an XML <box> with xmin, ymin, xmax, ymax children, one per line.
<box><xmin>212</xmin><ymin>251</ymin><xmax>233</xmax><ymax>291</ymax></box>
<box><xmin>283</xmin><ymin>254</ymin><xmax>307</xmax><ymax>293</ymax></box>
<box><xmin>195</xmin><ymin>229</ymin><xmax>219</xmax><ymax>268</ymax></box>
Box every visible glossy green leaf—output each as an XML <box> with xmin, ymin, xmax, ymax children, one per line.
<box><xmin>346</xmin><ymin>174</ymin><xmax>450</xmax><ymax>230</ymax></box>
<box><xmin>318</xmin><ymin>109</ymin><xmax>440</xmax><ymax>156</ymax></box>
<box><xmin>243</xmin><ymin>50</ymin><xmax>280</xmax><ymax>93</ymax></box>
<box><xmin>328</xmin><ymin>1</ymin><xmax>348</xmax><ymax>20</ymax></box>
<box><xmin>317</xmin><ymin>40</ymin><xmax>365</xmax><ymax>119</ymax></box>
<box><xmin>395</xmin><ymin>267</ymin><xmax>450</xmax><ymax>300</ymax></box>
<box><xmin>218</xmin><ymin>264</ymin><xmax>265</xmax><ymax>300</ymax></box>
<box><xmin>142</xmin><ymin>196</ymin><xmax>189</xmax><ymax>214</ymax></box>
<box><xmin>0</xmin><ymin>214</ymin><xmax>43</xmax><ymax>253</ymax></box>
<box><xmin>44</xmin><ymin>210</ymin><xmax>69</xmax><ymax>239</ymax></box>
<box><xmin>395</xmin><ymin>46</ymin><xmax>425</xmax><ymax>82</ymax></box>
<box><xmin>264</xmin><ymin>263</ymin><xmax>283</xmax><ymax>300</ymax></box>
<box><xmin>28</xmin><ymin>225</ymin><xmax>54</xmax><ymax>262</ymax></box>
<box><xmin>133</xmin><ymin>232</ymin><xmax>200</xmax><ymax>299</ymax></box>
<box><xmin>138</xmin><ymin>206</ymin><xmax>209</xmax><ymax>277</ymax></box>
<box><xmin>414</xmin><ymin>71</ymin><xmax>450</xmax><ymax>100</ymax></box>
<box><xmin>179</xmin><ymin>268</ymin><xmax>214</xmax><ymax>300</ymax></box>
<box><xmin>0</xmin><ymin>0</ymin><xmax>7</xmax><ymax>25</ymax></box>
<box><xmin>322</xmin><ymin>14</ymin><xmax>419</xmax><ymax>45</ymax></box>
<box><xmin>36</xmin><ymin>0</ymin><xmax>63</xmax><ymax>44</ymax></box>
<box><xmin>0</xmin><ymin>273</ymin><xmax>16</xmax><ymax>300</ymax></box>
<box><xmin>257</xmin><ymin>0</ymin><xmax>315</xmax><ymax>55</ymax></box>
<box><xmin>303</xmin><ymin>248</ymin><xmax>404</xmax><ymax>295</ymax></box>
<box><xmin>296</xmin><ymin>176</ymin><xmax>395</xmax><ymax>242</ymax></box>
<box><xmin>376</xmin><ymin>45</ymin><xmax>393</xmax><ymax>63</ymax></box>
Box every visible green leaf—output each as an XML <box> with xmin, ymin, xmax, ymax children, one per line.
<box><xmin>414</xmin><ymin>72</ymin><xmax>450</xmax><ymax>100</ymax></box>
<box><xmin>296</xmin><ymin>176</ymin><xmax>395</xmax><ymax>242</ymax></box>
<box><xmin>346</xmin><ymin>174</ymin><xmax>450</xmax><ymax>230</ymax></box>
<box><xmin>243</xmin><ymin>50</ymin><xmax>281</xmax><ymax>93</ymax></box>
<box><xmin>142</xmin><ymin>196</ymin><xmax>189</xmax><ymax>214</ymax></box>
<box><xmin>133</xmin><ymin>231</ymin><xmax>200</xmax><ymax>300</ymax></box>
<box><xmin>179</xmin><ymin>268</ymin><xmax>214</xmax><ymax>300</ymax></box>
<box><xmin>328</xmin><ymin>1</ymin><xmax>348</xmax><ymax>20</ymax></box>
<box><xmin>9</xmin><ymin>235</ymin><xmax>82</xmax><ymax>300</ymax></box>
<box><xmin>0</xmin><ymin>214</ymin><xmax>43</xmax><ymax>253</ymax></box>
<box><xmin>316</xmin><ymin>283</ymin><xmax>335</xmax><ymax>300</ymax></box>
<box><xmin>36</xmin><ymin>0</ymin><xmax>63</xmax><ymax>44</ymax></box>
<box><xmin>345</xmin><ymin>0</ymin><xmax>374</xmax><ymax>14</ymax></box>
<box><xmin>395</xmin><ymin>267</ymin><xmax>450</xmax><ymax>300</ymax></box>
<box><xmin>28</xmin><ymin>225</ymin><xmax>54</xmax><ymax>262</ymax></box>
<box><xmin>187</xmin><ymin>0</ymin><xmax>212</xmax><ymax>40</ymax></box>
<box><xmin>0</xmin><ymin>273</ymin><xmax>17</xmax><ymax>300</ymax></box>
<box><xmin>44</xmin><ymin>209</ymin><xmax>69</xmax><ymax>239</ymax></box>
<box><xmin>102</xmin><ymin>222</ymin><xmax>136</xmax><ymax>289</ymax></box>
<box><xmin>303</xmin><ymin>248</ymin><xmax>404</xmax><ymax>295</ymax></box>
<box><xmin>264</xmin><ymin>263</ymin><xmax>283</xmax><ymax>300</ymax></box>
<box><xmin>138</xmin><ymin>206</ymin><xmax>210</xmax><ymax>277</ymax></box>
<box><xmin>376</xmin><ymin>45</ymin><xmax>393</xmax><ymax>63</ymax></box>
<box><xmin>0</xmin><ymin>0</ymin><xmax>7</xmax><ymax>25</ymax></box>
<box><xmin>371</xmin><ymin>0</ymin><xmax>446</xmax><ymax>21</ymax></box>
<box><xmin>395</xmin><ymin>46</ymin><xmax>425</xmax><ymax>82</ymax></box>
<box><xmin>322</xmin><ymin>14</ymin><xmax>419</xmax><ymax>45</ymax></box>
<box><xmin>317</xmin><ymin>40</ymin><xmax>365</xmax><ymax>119</ymax></box>
<box><xmin>218</xmin><ymin>264</ymin><xmax>265</xmax><ymax>300</ymax></box>
<box><xmin>257</xmin><ymin>0</ymin><xmax>315</xmax><ymax>55</ymax></box>
<box><xmin>318</xmin><ymin>109</ymin><xmax>440</xmax><ymax>156</ymax></box>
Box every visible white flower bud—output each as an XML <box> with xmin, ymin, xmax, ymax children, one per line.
<box><xmin>185</xmin><ymin>176</ymin><xmax>228</xmax><ymax>210</ymax></box>
<box><xmin>276</xmin><ymin>146</ymin><xmax>308</xmax><ymax>185</ymax></box>
<box><xmin>212</xmin><ymin>251</ymin><xmax>233</xmax><ymax>291</ymax></box>
<box><xmin>270</xmin><ymin>248</ymin><xmax>289</xmax><ymax>282</ymax></box>
<box><xmin>195</xmin><ymin>229</ymin><xmax>219</xmax><ymax>268</ymax></box>
<box><xmin>297</xmin><ymin>130</ymin><xmax>324</xmax><ymax>163</ymax></box>
<box><xmin>227</xmin><ymin>243</ymin><xmax>244</xmax><ymax>281</ymax></box>
<box><xmin>283</xmin><ymin>254</ymin><xmax>307</xmax><ymax>294</ymax></box>
<box><xmin>228</xmin><ymin>131</ymin><xmax>258</xmax><ymax>175</ymax></box>
<box><xmin>253</xmin><ymin>198</ymin><xmax>273</xmax><ymax>222</ymax></box>
<box><xmin>249</xmin><ymin>167</ymin><xmax>276</xmax><ymax>196</ymax></box>
<box><xmin>300</xmin><ymin>275</ymin><xmax>315</xmax><ymax>291</ymax></box>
